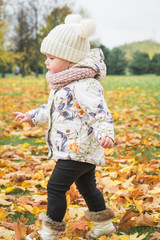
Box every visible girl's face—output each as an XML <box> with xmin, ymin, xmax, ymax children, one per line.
<box><xmin>45</xmin><ymin>54</ymin><xmax>73</xmax><ymax>74</ymax></box>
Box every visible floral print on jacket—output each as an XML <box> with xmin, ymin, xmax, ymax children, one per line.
<box><xmin>28</xmin><ymin>48</ymin><xmax>114</xmax><ymax>166</ymax></box>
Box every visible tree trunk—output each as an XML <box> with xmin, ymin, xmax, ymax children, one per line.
<box><xmin>35</xmin><ymin>5</ymin><xmax>39</xmax><ymax>78</ymax></box>
<box><xmin>21</xmin><ymin>61</ymin><xmax>25</xmax><ymax>77</ymax></box>
<box><xmin>1</xmin><ymin>65</ymin><xmax>5</xmax><ymax>78</ymax></box>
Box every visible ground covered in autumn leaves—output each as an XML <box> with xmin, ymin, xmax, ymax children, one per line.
<box><xmin>0</xmin><ymin>74</ymin><xmax>160</xmax><ymax>240</ymax></box>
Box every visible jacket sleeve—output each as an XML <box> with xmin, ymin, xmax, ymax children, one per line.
<box><xmin>27</xmin><ymin>90</ymin><xmax>53</xmax><ymax>126</ymax></box>
<box><xmin>74</xmin><ymin>79</ymin><xmax>114</xmax><ymax>142</ymax></box>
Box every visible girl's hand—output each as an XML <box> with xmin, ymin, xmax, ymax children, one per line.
<box><xmin>12</xmin><ymin>112</ymin><xmax>28</xmax><ymax>123</ymax></box>
<box><xmin>99</xmin><ymin>136</ymin><xmax>114</xmax><ymax>149</ymax></box>
<box><xmin>12</xmin><ymin>112</ymin><xmax>34</xmax><ymax>126</ymax></box>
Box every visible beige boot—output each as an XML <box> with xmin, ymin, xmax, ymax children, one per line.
<box><xmin>85</xmin><ymin>207</ymin><xmax>116</xmax><ymax>238</ymax></box>
<box><xmin>25</xmin><ymin>212</ymin><xmax>66</xmax><ymax>240</ymax></box>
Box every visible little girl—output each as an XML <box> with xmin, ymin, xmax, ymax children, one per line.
<box><xmin>13</xmin><ymin>14</ymin><xmax>115</xmax><ymax>239</ymax></box>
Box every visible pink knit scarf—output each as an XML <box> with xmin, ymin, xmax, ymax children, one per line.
<box><xmin>46</xmin><ymin>67</ymin><xmax>97</xmax><ymax>90</ymax></box>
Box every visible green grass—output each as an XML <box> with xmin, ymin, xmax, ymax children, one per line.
<box><xmin>126</xmin><ymin>226</ymin><xmax>158</xmax><ymax>240</ymax></box>
<box><xmin>0</xmin><ymin>136</ymin><xmax>45</xmax><ymax>146</ymax></box>
<box><xmin>101</xmin><ymin>74</ymin><xmax>160</xmax><ymax>90</ymax></box>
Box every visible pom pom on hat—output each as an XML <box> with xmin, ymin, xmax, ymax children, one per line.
<box><xmin>78</xmin><ymin>19</ymin><xmax>96</xmax><ymax>38</ymax></box>
<box><xmin>65</xmin><ymin>14</ymin><xmax>82</xmax><ymax>24</ymax></box>
<box><xmin>65</xmin><ymin>14</ymin><xmax>96</xmax><ymax>38</ymax></box>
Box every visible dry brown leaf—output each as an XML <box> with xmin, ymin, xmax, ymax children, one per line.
<box><xmin>0</xmin><ymin>226</ymin><xmax>14</xmax><ymax>239</ymax></box>
<box><xmin>13</xmin><ymin>222</ymin><xmax>27</xmax><ymax>240</ymax></box>
<box><xmin>119</xmin><ymin>209</ymin><xmax>139</xmax><ymax>231</ymax></box>
<box><xmin>135</xmin><ymin>212</ymin><xmax>154</xmax><ymax>227</ymax></box>
<box><xmin>150</xmin><ymin>231</ymin><xmax>160</xmax><ymax>240</ymax></box>
<box><xmin>68</xmin><ymin>220</ymin><xmax>89</xmax><ymax>231</ymax></box>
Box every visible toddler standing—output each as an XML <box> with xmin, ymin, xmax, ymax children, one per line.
<box><xmin>13</xmin><ymin>14</ymin><xmax>115</xmax><ymax>240</ymax></box>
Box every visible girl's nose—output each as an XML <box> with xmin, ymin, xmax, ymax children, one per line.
<box><xmin>45</xmin><ymin>59</ymin><xmax>48</xmax><ymax>65</ymax></box>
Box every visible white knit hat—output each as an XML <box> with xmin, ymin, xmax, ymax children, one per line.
<box><xmin>40</xmin><ymin>14</ymin><xmax>96</xmax><ymax>63</ymax></box>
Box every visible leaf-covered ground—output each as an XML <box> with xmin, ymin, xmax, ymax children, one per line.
<box><xmin>0</xmin><ymin>74</ymin><xmax>160</xmax><ymax>240</ymax></box>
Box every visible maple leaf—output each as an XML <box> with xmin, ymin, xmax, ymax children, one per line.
<box><xmin>98</xmin><ymin>236</ymin><xmax>110</xmax><ymax>240</ymax></box>
<box><xmin>135</xmin><ymin>212</ymin><xmax>154</xmax><ymax>227</ymax></box>
<box><xmin>67</xmin><ymin>184</ymin><xmax>79</xmax><ymax>204</ymax></box>
<box><xmin>0</xmin><ymin>195</ymin><xmax>11</xmax><ymax>206</ymax></box>
<box><xmin>13</xmin><ymin>222</ymin><xmax>27</xmax><ymax>240</ymax></box>
<box><xmin>0</xmin><ymin>226</ymin><xmax>14</xmax><ymax>239</ymax></box>
<box><xmin>129</xmin><ymin>233</ymin><xmax>148</xmax><ymax>240</ymax></box>
<box><xmin>110</xmin><ymin>234</ymin><xmax>131</xmax><ymax>240</ymax></box>
<box><xmin>0</xmin><ymin>208</ymin><xmax>9</xmax><ymax>222</ymax></box>
<box><xmin>119</xmin><ymin>209</ymin><xmax>139</xmax><ymax>231</ymax></box>
<box><xmin>68</xmin><ymin>220</ymin><xmax>89</xmax><ymax>231</ymax></box>
<box><xmin>150</xmin><ymin>231</ymin><xmax>160</xmax><ymax>240</ymax></box>
<box><xmin>0</xmin><ymin>221</ymin><xmax>16</xmax><ymax>232</ymax></box>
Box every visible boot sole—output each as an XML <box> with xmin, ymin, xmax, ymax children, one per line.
<box><xmin>85</xmin><ymin>226</ymin><xmax>116</xmax><ymax>239</ymax></box>
<box><xmin>105</xmin><ymin>226</ymin><xmax>116</xmax><ymax>235</ymax></box>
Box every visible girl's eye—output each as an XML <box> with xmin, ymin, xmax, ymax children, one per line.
<box><xmin>50</xmin><ymin>57</ymin><xmax>54</xmax><ymax>60</ymax></box>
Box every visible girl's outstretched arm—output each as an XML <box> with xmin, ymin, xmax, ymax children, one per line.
<box><xmin>12</xmin><ymin>112</ymin><xmax>34</xmax><ymax>127</ymax></box>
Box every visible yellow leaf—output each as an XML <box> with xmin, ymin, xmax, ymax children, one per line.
<box><xmin>0</xmin><ymin>195</ymin><xmax>11</xmax><ymax>206</ymax></box>
<box><xmin>21</xmin><ymin>204</ymin><xmax>33</xmax><ymax>213</ymax></box>
<box><xmin>148</xmin><ymin>187</ymin><xmax>160</xmax><ymax>195</ymax></box>
<box><xmin>88</xmin><ymin>221</ymin><xmax>93</xmax><ymax>230</ymax></box>
<box><xmin>111</xmin><ymin>233</ymin><xmax>130</xmax><ymax>240</ymax></box>
<box><xmin>95</xmin><ymin>171</ymin><xmax>101</xmax><ymax>177</ymax></box>
<box><xmin>66</xmin><ymin>194</ymin><xmax>70</xmax><ymax>207</ymax></box>
<box><xmin>0</xmin><ymin>227</ymin><xmax>14</xmax><ymax>239</ymax></box>
<box><xmin>72</xmin><ymin>238</ymin><xmax>86</xmax><ymax>240</ymax></box>
<box><xmin>21</xmin><ymin>142</ymin><xmax>29</xmax><ymax>149</ymax></box>
<box><xmin>134</xmin><ymin>199</ymin><xmax>143</xmax><ymax>213</ymax></box>
<box><xmin>0</xmin><ymin>208</ymin><xmax>8</xmax><ymax>221</ymax></box>
<box><xmin>5</xmin><ymin>186</ymin><xmax>26</xmax><ymax>194</ymax></box>
<box><xmin>32</xmin><ymin>171</ymin><xmax>44</xmax><ymax>180</ymax></box>
<box><xmin>32</xmin><ymin>194</ymin><xmax>47</xmax><ymax>202</ymax></box>
<box><xmin>32</xmin><ymin>206</ymin><xmax>40</xmax><ymax>215</ymax></box>
<box><xmin>21</xmin><ymin>182</ymin><xmax>34</xmax><ymax>188</ymax></box>
<box><xmin>112</xmin><ymin>217</ymin><xmax>120</xmax><ymax>223</ymax></box>
<box><xmin>39</xmin><ymin>180</ymin><xmax>47</xmax><ymax>189</ymax></box>
<box><xmin>113</xmin><ymin>111</ymin><xmax>120</xmax><ymax>120</ymax></box>
<box><xmin>124</xmin><ymin>196</ymin><xmax>133</xmax><ymax>208</ymax></box>
<box><xmin>5</xmin><ymin>187</ymin><xmax>15</xmax><ymax>194</ymax></box>
<box><xmin>98</xmin><ymin>236</ymin><xmax>109</xmax><ymax>240</ymax></box>
<box><xmin>68</xmin><ymin>207</ymin><xmax>87</xmax><ymax>220</ymax></box>
<box><xmin>129</xmin><ymin>233</ymin><xmax>148</xmax><ymax>240</ymax></box>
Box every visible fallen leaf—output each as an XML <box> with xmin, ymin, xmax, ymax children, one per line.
<box><xmin>13</xmin><ymin>222</ymin><xmax>27</xmax><ymax>240</ymax></box>
<box><xmin>135</xmin><ymin>212</ymin><xmax>154</xmax><ymax>227</ymax></box>
<box><xmin>111</xmin><ymin>234</ymin><xmax>131</xmax><ymax>240</ymax></box>
<box><xmin>150</xmin><ymin>231</ymin><xmax>160</xmax><ymax>240</ymax></box>
<box><xmin>0</xmin><ymin>226</ymin><xmax>14</xmax><ymax>239</ymax></box>
<box><xmin>68</xmin><ymin>220</ymin><xmax>89</xmax><ymax>231</ymax></box>
<box><xmin>129</xmin><ymin>232</ymin><xmax>148</xmax><ymax>240</ymax></box>
<box><xmin>119</xmin><ymin>209</ymin><xmax>138</xmax><ymax>231</ymax></box>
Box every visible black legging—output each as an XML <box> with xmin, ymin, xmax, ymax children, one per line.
<box><xmin>47</xmin><ymin>159</ymin><xmax>106</xmax><ymax>222</ymax></box>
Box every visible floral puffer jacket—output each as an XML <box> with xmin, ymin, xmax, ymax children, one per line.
<box><xmin>29</xmin><ymin>49</ymin><xmax>114</xmax><ymax>165</ymax></box>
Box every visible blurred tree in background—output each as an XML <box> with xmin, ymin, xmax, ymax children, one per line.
<box><xmin>107</xmin><ymin>47</ymin><xmax>127</xmax><ymax>75</ymax></box>
<box><xmin>0</xmin><ymin>0</ymin><xmax>14</xmax><ymax>77</ymax></box>
<box><xmin>151</xmin><ymin>53</ymin><xmax>160</xmax><ymax>75</ymax></box>
<box><xmin>129</xmin><ymin>51</ymin><xmax>151</xmax><ymax>75</ymax></box>
<box><xmin>40</xmin><ymin>6</ymin><xmax>72</xmax><ymax>38</ymax></box>
<box><xmin>0</xmin><ymin>0</ymin><xmax>74</xmax><ymax>77</ymax></box>
<box><xmin>99</xmin><ymin>44</ymin><xmax>110</xmax><ymax>73</ymax></box>
<box><xmin>14</xmin><ymin>4</ymin><xmax>34</xmax><ymax>77</ymax></box>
